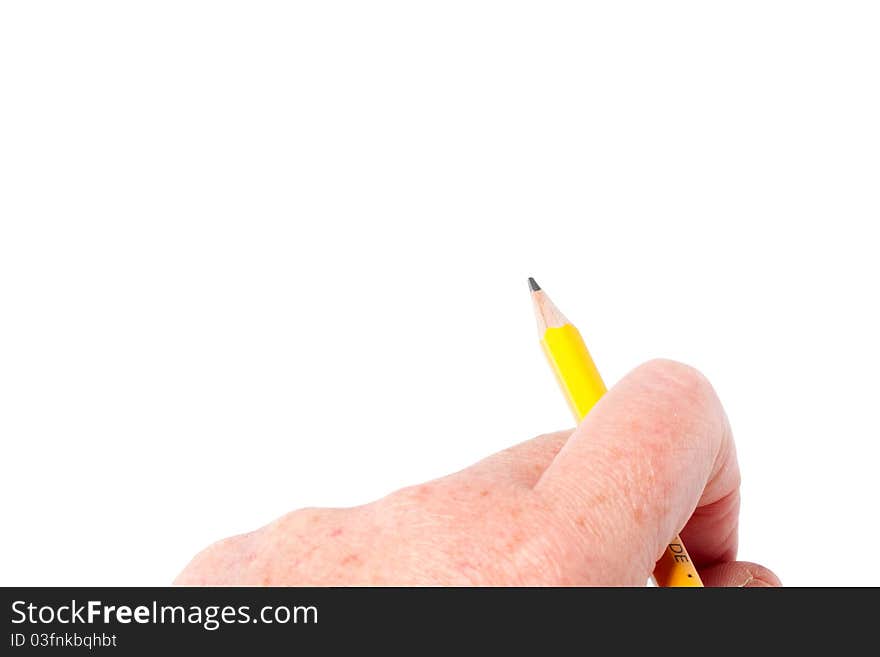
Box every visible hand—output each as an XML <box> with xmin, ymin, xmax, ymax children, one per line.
<box><xmin>174</xmin><ymin>360</ymin><xmax>780</xmax><ymax>586</ymax></box>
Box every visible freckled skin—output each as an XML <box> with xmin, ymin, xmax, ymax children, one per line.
<box><xmin>174</xmin><ymin>360</ymin><xmax>780</xmax><ymax>587</ymax></box>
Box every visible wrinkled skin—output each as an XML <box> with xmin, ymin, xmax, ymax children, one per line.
<box><xmin>176</xmin><ymin>360</ymin><xmax>780</xmax><ymax>587</ymax></box>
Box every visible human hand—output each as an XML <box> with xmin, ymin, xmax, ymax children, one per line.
<box><xmin>174</xmin><ymin>360</ymin><xmax>780</xmax><ymax>586</ymax></box>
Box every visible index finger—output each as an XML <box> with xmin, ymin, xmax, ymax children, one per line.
<box><xmin>534</xmin><ymin>359</ymin><xmax>741</xmax><ymax>580</ymax></box>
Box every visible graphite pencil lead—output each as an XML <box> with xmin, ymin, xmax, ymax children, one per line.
<box><xmin>528</xmin><ymin>277</ymin><xmax>541</xmax><ymax>292</ymax></box>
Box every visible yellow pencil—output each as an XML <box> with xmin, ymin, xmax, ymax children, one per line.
<box><xmin>529</xmin><ymin>277</ymin><xmax>703</xmax><ymax>587</ymax></box>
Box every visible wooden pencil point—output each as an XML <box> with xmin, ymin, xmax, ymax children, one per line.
<box><xmin>530</xmin><ymin>284</ymin><xmax>569</xmax><ymax>335</ymax></box>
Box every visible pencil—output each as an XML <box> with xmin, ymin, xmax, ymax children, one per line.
<box><xmin>529</xmin><ymin>277</ymin><xmax>703</xmax><ymax>587</ymax></box>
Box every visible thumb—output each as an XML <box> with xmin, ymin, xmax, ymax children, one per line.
<box><xmin>699</xmin><ymin>561</ymin><xmax>782</xmax><ymax>587</ymax></box>
<box><xmin>533</xmin><ymin>359</ymin><xmax>741</xmax><ymax>585</ymax></box>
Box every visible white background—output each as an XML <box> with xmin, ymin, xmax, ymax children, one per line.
<box><xmin>1</xmin><ymin>2</ymin><xmax>878</xmax><ymax>586</ymax></box>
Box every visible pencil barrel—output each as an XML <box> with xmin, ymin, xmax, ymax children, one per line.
<box><xmin>651</xmin><ymin>534</ymin><xmax>703</xmax><ymax>587</ymax></box>
<box><xmin>540</xmin><ymin>324</ymin><xmax>607</xmax><ymax>419</ymax></box>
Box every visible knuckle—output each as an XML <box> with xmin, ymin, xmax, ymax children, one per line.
<box><xmin>634</xmin><ymin>359</ymin><xmax>722</xmax><ymax>429</ymax></box>
<box><xmin>174</xmin><ymin>533</ymin><xmax>246</xmax><ymax>584</ymax></box>
<box><xmin>385</xmin><ymin>483</ymin><xmax>437</xmax><ymax>513</ymax></box>
<box><xmin>637</xmin><ymin>359</ymin><xmax>715</xmax><ymax>400</ymax></box>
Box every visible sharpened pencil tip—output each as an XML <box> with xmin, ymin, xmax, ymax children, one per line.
<box><xmin>528</xmin><ymin>277</ymin><xmax>541</xmax><ymax>292</ymax></box>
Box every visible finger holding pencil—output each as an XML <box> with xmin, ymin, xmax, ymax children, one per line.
<box><xmin>529</xmin><ymin>277</ymin><xmax>702</xmax><ymax>586</ymax></box>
